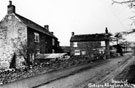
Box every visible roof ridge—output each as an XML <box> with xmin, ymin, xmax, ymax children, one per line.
<box><xmin>70</xmin><ymin>33</ymin><xmax>110</xmax><ymax>42</ymax></box>
<box><xmin>15</xmin><ymin>13</ymin><xmax>43</xmax><ymax>29</ymax></box>
<box><xmin>15</xmin><ymin>13</ymin><xmax>56</xmax><ymax>38</ymax></box>
<box><xmin>73</xmin><ymin>33</ymin><xmax>105</xmax><ymax>36</ymax></box>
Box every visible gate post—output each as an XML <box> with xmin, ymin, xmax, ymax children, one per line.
<box><xmin>105</xmin><ymin>27</ymin><xmax>110</xmax><ymax>59</ymax></box>
<box><xmin>105</xmin><ymin>40</ymin><xmax>110</xmax><ymax>59</ymax></box>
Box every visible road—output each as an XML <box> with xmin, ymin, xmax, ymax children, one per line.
<box><xmin>36</xmin><ymin>54</ymin><xmax>134</xmax><ymax>88</ymax></box>
<box><xmin>0</xmin><ymin>53</ymin><xmax>134</xmax><ymax>88</ymax></box>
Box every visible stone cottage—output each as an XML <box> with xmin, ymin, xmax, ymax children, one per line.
<box><xmin>70</xmin><ymin>28</ymin><xmax>111</xmax><ymax>59</ymax></box>
<box><xmin>0</xmin><ymin>1</ymin><xmax>59</xmax><ymax>69</ymax></box>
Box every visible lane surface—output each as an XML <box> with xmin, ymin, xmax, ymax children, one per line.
<box><xmin>37</xmin><ymin>54</ymin><xmax>133</xmax><ymax>88</ymax></box>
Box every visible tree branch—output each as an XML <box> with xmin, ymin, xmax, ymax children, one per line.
<box><xmin>112</xmin><ymin>0</ymin><xmax>133</xmax><ymax>4</ymax></box>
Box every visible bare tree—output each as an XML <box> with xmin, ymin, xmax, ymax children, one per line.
<box><xmin>112</xmin><ymin>0</ymin><xmax>135</xmax><ymax>34</ymax></box>
<box><xmin>114</xmin><ymin>32</ymin><xmax>125</xmax><ymax>44</ymax></box>
<box><xmin>112</xmin><ymin>0</ymin><xmax>135</xmax><ymax>5</ymax></box>
<box><xmin>12</xmin><ymin>38</ymin><xmax>37</xmax><ymax>68</ymax></box>
<box><xmin>16</xmin><ymin>41</ymin><xmax>31</xmax><ymax>68</ymax></box>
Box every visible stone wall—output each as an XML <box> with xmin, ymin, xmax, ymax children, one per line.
<box><xmin>0</xmin><ymin>14</ymin><xmax>27</xmax><ymax>69</ymax></box>
<box><xmin>70</xmin><ymin>41</ymin><xmax>101</xmax><ymax>56</ymax></box>
<box><xmin>27</xmin><ymin>27</ymin><xmax>58</xmax><ymax>54</ymax></box>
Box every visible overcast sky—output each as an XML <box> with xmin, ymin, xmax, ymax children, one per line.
<box><xmin>0</xmin><ymin>0</ymin><xmax>134</xmax><ymax>46</ymax></box>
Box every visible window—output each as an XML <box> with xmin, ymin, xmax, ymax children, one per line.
<box><xmin>34</xmin><ymin>32</ymin><xmax>39</xmax><ymax>43</ymax></box>
<box><xmin>52</xmin><ymin>39</ymin><xmax>55</xmax><ymax>46</ymax></box>
<box><xmin>74</xmin><ymin>50</ymin><xmax>80</xmax><ymax>55</ymax></box>
<box><xmin>101</xmin><ymin>41</ymin><xmax>105</xmax><ymax>46</ymax></box>
<box><xmin>82</xmin><ymin>51</ymin><xmax>86</xmax><ymax>55</ymax></box>
<box><xmin>73</xmin><ymin>42</ymin><xmax>78</xmax><ymax>47</ymax></box>
<box><xmin>36</xmin><ymin>48</ymin><xmax>40</xmax><ymax>54</ymax></box>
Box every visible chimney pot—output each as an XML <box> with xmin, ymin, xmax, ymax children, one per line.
<box><xmin>44</xmin><ymin>25</ymin><xmax>49</xmax><ymax>31</ymax></box>
<box><xmin>105</xmin><ymin>27</ymin><xmax>108</xmax><ymax>34</ymax></box>
<box><xmin>72</xmin><ymin>32</ymin><xmax>74</xmax><ymax>36</ymax></box>
<box><xmin>9</xmin><ymin>1</ymin><xmax>12</xmax><ymax>5</ymax></box>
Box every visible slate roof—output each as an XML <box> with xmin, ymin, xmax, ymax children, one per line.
<box><xmin>70</xmin><ymin>33</ymin><xmax>111</xmax><ymax>42</ymax></box>
<box><xmin>15</xmin><ymin>14</ymin><xmax>56</xmax><ymax>38</ymax></box>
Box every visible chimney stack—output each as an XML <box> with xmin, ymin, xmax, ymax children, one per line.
<box><xmin>105</xmin><ymin>27</ymin><xmax>108</xmax><ymax>34</ymax></box>
<box><xmin>44</xmin><ymin>25</ymin><xmax>49</xmax><ymax>31</ymax></box>
<box><xmin>72</xmin><ymin>32</ymin><xmax>74</xmax><ymax>36</ymax></box>
<box><xmin>7</xmin><ymin>1</ymin><xmax>16</xmax><ymax>14</ymax></box>
<box><xmin>51</xmin><ymin>32</ymin><xmax>53</xmax><ymax>35</ymax></box>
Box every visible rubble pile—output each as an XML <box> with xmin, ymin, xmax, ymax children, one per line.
<box><xmin>0</xmin><ymin>56</ymin><xmax>95</xmax><ymax>84</ymax></box>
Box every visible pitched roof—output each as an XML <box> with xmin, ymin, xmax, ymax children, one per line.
<box><xmin>70</xmin><ymin>33</ymin><xmax>111</xmax><ymax>42</ymax></box>
<box><xmin>15</xmin><ymin>14</ymin><xmax>56</xmax><ymax>38</ymax></box>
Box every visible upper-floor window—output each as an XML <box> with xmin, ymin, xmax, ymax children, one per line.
<box><xmin>52</xmin><ymin>38</ymin><xmax>55</xmax><ymax>46</ymax></box>
<box><xmin>73</xmin><ymin>42</ymin><xmax>78</xmax><ymax>47</ymax></box>
<box><xmin>34</xmin><ymin>32</ymin><xmax>39</xmax><ymax>43</ymax></box>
